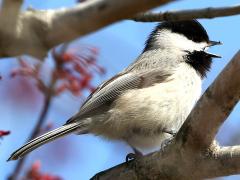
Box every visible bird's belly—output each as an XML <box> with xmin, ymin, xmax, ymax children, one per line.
<box><xmin>126</xmin><ymin>132</ymin><xmax>172</xmax><ymax>152</ymax></box>
<box><xmin>91</xmin><ymin>68</ymin><xmax>201</xmax><ymax>150</ymax></box>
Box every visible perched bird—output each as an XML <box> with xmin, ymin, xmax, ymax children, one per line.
<box><xmin>8</xmin><ymin>20</ymin><xmax>221</xmax><ymax>161</ymax></box>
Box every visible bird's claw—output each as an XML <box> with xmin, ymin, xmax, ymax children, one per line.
<box><xmin>126</xmin><ymin>150</ymin><xmax>143</xmax><ymax>163</ymax></box>
<box><xmin>126</xmin><ymin>153</ymin><xmax>137</xmax><ymax>162</ymax></box>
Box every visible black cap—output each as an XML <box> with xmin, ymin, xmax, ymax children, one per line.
<box><xmin>144</xmin><ymin>20</ymin><xmax>210</xmax><ymax>51</ymax></box>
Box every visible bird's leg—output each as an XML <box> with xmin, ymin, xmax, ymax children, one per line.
<box><xmin>161</xmin><ymin>128</ymin><xmax>177</xmax><ymax>150</ymax></box>
<box><xmin>126</xmin><ymin>147</ymin><xmax>143</xmax><ymax>162</ymax></box>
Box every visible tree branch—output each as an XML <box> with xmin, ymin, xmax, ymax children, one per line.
<box><xmin>133</xmin><ymin>4</ymin><xmax>240</xmax><ymax>22</ymax></box>
<box><xmin>45</xmin><ymin>0</ymin><xmax>173</xmax><ymax>48</ymax></box>
<box><xmin>201</xmin><ymin>145</ymin><xmax>240</xmax><ymax>178</ymax></box>
<box><xmin>91</xmin><ymin>51</ymin><xmax>240</xmax><ymax>179</ymax></box>
<box><xmin>0</xmin><ymin>0</ymin><xmax>23</xmax><ymax>26</ymax></box>
<box><xmin>8</xmin><ymin>78</ymin><xmax>56</xmax><ymax>180</ymax></box>
<box><xmin>0</xmin><ymin>0</ymin><xmax>27</xmax><ymax>58</ymax></box>
<box><xmin>0</xmin><ymin>0</ymin><xmax>173</xmax><ymax>59</ymax></box>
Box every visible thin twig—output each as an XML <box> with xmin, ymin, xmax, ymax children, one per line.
<box><xmin>8</xmin><ymin>78</ymin><xmax>56</xmax><ymax>180</ymax></box>
<box><xmin>133</xmin><ymin>4</ymin><xmax>240</xmax><ymax>22</ymax></box>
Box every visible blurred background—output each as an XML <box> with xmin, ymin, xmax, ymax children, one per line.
<box><xmin>0</xmin><ymin>0</ymin><xmax>240</xmax><ymax>179</ymax></box>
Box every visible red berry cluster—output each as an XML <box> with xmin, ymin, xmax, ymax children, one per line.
<box><xmin>11</xmin><ymin>45</ymin><xmax>105</xmax><ymax>97</ymax></box>
<box><xmin>53</xmin><ymin>45</ymin><xmax>105</xmax><ymax>96</ymax></box>
<box><xmin>25</xmin><ymin>161</ymin><xmax>61</xmax><ymax>180</ymax></box>
<box><xmin>11</xmin><ymin>59</ymin><xmax>46</xmax><ymax>93</ymax></box>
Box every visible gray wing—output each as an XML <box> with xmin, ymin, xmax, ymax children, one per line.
<box><xmin>66</xmin><ymin>70</ymin><xmax>170</xmax><ymax>123</ymax></box>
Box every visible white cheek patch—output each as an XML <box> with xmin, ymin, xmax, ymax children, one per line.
<box><xmin>156</xmin><ymin>30</ymin><xmax>208</xmax><ymax>52</ymax></box>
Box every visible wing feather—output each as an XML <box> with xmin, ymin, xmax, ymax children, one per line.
<box><xmin>66</xmin><ymin>70</ymin><xmax>170</xmax><ymax>123</ymax></box>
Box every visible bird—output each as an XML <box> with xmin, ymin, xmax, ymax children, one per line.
<box><xmin>8</xmin><ymin>20</ymin><xmax>221</xmax><ymax>161</ymax></box>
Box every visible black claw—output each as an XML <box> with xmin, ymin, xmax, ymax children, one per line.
<box><xmin>126</xmin><ymin>149</ymin><xmax>144</xmax><ymax>163</ymax></box>
<box><xmin>162</xmin><ymin>128</ymin><xmax>177</xmax><ymax>150</ymax></box>
<box><xmin>161</xmin><ymin>137</ymin><xmax>175</xmax><ymax>152</ymax></box>
<box><xmin>126</xmin><ymin>153</ymin><xmax>136</xmax><ymax>162</ymax></box>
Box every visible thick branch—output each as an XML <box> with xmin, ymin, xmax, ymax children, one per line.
<box><xmin>92</xmin><ymin>51</ymin><xmax>240</xmax><ymax>179</ymax></box>
<box><xmin>0</xmin><ymin>0</ymin><xmax>23</xmax><ymax>33</ymax></box>
<box><xmin>133</xmin><ymin>4</ymin><xmax>240</xmax><ymax>22</ymax></box>
<box><xmin>204</xmin><ymin>145</ymin><xmax>240</xmax><ymax>178</ymax></box>
<box><xmin>46</xmin><ymin>0</ymin><xmax>173</xmax><ymax>47</ymax></box>
<box><xmin>0</xmin><ymin>0</ymin><xmax>23</xmax><ymax>20</ymax></box>
<box><xmin>0</xmin><ymin>0</ymin><xmax>173</xmax><ymax>59</ymax></box>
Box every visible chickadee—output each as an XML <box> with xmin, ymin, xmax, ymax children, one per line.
<box><xmin>8</xmin><ymin>20</ymin><xmax>221</xmax><ymax>161</ymax></box>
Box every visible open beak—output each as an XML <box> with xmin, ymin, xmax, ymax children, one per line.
<box><xmin>205</xmin><ymin>40</ymin><xmax>222</xmax><ymax>58</ymax></box>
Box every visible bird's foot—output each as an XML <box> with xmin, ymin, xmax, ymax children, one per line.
<box><xmin>126</xmin><ymin>153</ymin><xmax>137</xmax><ymax>162</ymax></box>
<box><xmin>126</xmin><ymin>148</ymin><xmax>143</xmax><ymax>162</ymax></box>
<box><xmin>160</xmin><ymin>129</ymin><xmax>177</xmax><ymax>152</ymax></box>
<box><xmin>161</xmin><ymin>137</ymin><xmax>174</xmax><ymax>150</ymax></box>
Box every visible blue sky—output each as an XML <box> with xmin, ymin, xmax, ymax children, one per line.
<box><xmin>1</xmin><ymin>0</ymin><xmax>240</xmax><ymax>179</ymax></box>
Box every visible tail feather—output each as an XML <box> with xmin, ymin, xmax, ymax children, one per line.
<box><xmin>8</xmin><ymin>122</ymin><xmax>84</xmax><ymax>161</ymax></box>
